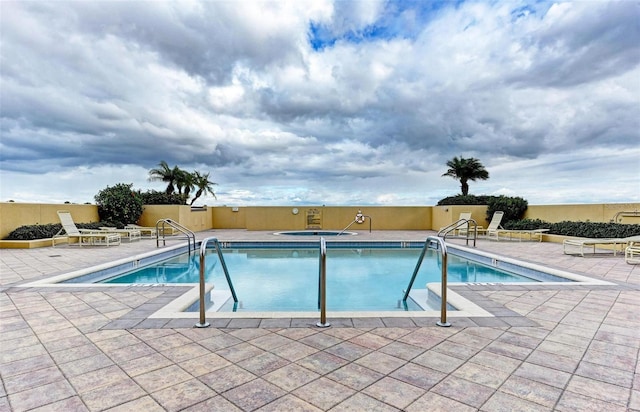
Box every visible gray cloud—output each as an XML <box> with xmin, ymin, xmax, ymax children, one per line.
<box><xmin>1</xmin><ymin>1</ymin><xmax>638</xmax><ymax>205</ymax></box>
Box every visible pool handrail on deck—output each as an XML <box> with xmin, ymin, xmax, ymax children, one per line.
<box><xmin>196</xmin><ymin>236</ymin><xmax>238</xmax><ymax>328</ymax></box>
<box><xmin>403</xmin><ymin>236</ymin><xmax>451</xmax><ymax>327</ymax></box>
<box><xmin>156</xmin><ymin>218</ymin><xmax>196</xmax><ymax>253</ymax></box>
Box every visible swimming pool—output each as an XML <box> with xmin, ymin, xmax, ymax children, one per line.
<box><xmin>95</xmin><ymin>242</ymin><xmax>570</xmax><ymax>312</ymax></box>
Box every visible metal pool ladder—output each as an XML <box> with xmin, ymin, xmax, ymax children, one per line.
<box><xmin>155</xmin><ymin>218</ymin><xmax>197</xmax><ymax>254</ymax></box>
<box><xmin>438</xmin><ymin>217</ymin><xmax>478</xmax><ymax>247</ymax></box>
<box><xmin>403</xmin><ymin>236</ymin><xmax>451</xmax><ymax>327</ymax></box>
<box><xmin>195</xmin><ymin>237</ymin><xmax>238</xmax><ymax>328</ymax></box>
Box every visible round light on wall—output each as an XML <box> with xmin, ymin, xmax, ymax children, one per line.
<box><xmin>292</xmin><ymin>208</ymin><xmax>299</xmax><ymax>215</ymax></box>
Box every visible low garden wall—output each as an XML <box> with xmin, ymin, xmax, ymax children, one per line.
<box><xmin>1</xmin><ymin>201</ymin><xmax>638</xmax><ymax>248</ymax></box>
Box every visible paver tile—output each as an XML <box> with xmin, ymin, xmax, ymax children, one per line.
<box><xmin>68</xmin><ymin>365</ymin><xmax>130</xmax><ymax>394</ymax></box>
<box><xmin>294</xmin><ymin>376</ymin><xmax>357</xmax><ymax>410</ymax></box>
<box><xmin>181</xmin><ymin>395</ymin><xmax>243</xmax><ymax>411</ymax></box>
<box><xmin>555</xmin><ymin>390</ymin><xmax>627</xmax><ymax>412</ymax></box>
<box><xmin>355</xmin><ymin>351</ymin><xmax>406</xmax><ymax>374</ymax></box>
<box><xmin>452</xmin><ymin>361</ymin><xmax>511</xmax><ymax>389</ymax></box>
<box><xmin>565</xmin><ymin>375</ymin><xmax>630</xmax><ymax>406</ymax></box>
<box><xmin>362</xmin><ymin>376</ymin><xmax>424</xmax><ymax>410</ymax></box>
<box><xmin>28</xmin><ymin>396</ymin><xmax>89</xmax><ymax>412</ymax></box>
<box><xmin>406</xmin><ymin>392</ymin><xmax>476</xmax><ymax>412</ymax></box>
<box><xmin>178</xmin><ymin>352</ymin><xmax>231</xmax><ymax>377</ymax></box>
<box><xmin>296</xmin><ymin>351</ymin><xmax>349</xmax><ymax>375</ymax></box>
<box><xmin>199</xmin><ymin>364</ymin><xmax>257</xmax><ymax>393</ymax></box>
<box><xmin>223</xmin><ymin>378</ymin><xmax>286</xmax><ymax>411</ymax></box>
<box><xmin>237</xmin><ymin>351</ymin><xmax>290</xmax><ymax>375</ymax></box>
<box><xmin>499</xmin><ymin>375</ymin><xmax>562</xmax><ymax>408</ymax></box>
<box><xmin>390</xmin><ymin>362</ymin><xmax>446</xmax><ymax>390</ymax></box>
<box><xmin>3</xmin><ymin>365</ymin><xmax>66</xmax><ymax>394</ymax></box>
<box><xmin>324</xmin><ymin>341</ymin><xmax>372</xmax><ymax>361</ymax></box>
<box><xmin>263</xmin><ymin>363</ymin><xmax>320</xmax><ymax>392</ymax></box>
<box><xmin>134</xmin><ymin>364</ymin><xmax>193</xmax><ymax>393</ymax></box>
<box><xmin>102</xmin><ymin>395</ymin><xmax>165</xmax><ymax>412</ymax></box>
<box><xmin>7</xmin><ymin>380</ymin><xmax>76</xmax><ymax>412</ymax></box>
<box><xmin>150</xmin><ymin>378</ymin><xmax>215</xmax><ymax>412</ymax></box>
<box><xmin>255</xmin><ymin>394</ymin><xmax>323</xmax><ymax>411</ymax></box>
<box><xmin>332</xmin><ymin>393</ymin><xmax>401</xmax><ymax>411</ymax></box>
<box><xmin>513</xmin><ymin>362</ymin><xmax>572</xmax><ymax>389</ymax></box>
<box><xmin>481</xmin><ymin>391</ymin><xmax>550</xmax><ymax>412</ymax></box>
<box><xmin>327</xmin><ymin>362</ymin><xmax>383</xmax><ymax>391</ymax></box>
<box><xmin>81</xmin><ymin>379</ymin><xmax>146</xmax><ymax>412</ymax></box>
<box><xmin>432</xmin><ymin>375</ymin><xmax>495</xmax><ymax>408</ymax></box>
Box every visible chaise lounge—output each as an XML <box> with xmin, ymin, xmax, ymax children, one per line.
<box><xmin>493</xmin><ymin>228</ymin><xmax>550</xmax><ymax>242</ymax></box>
<box><xmin>477</xmin><ymin>211</ymin><xmax>504</xmax><ymax>240</ymax></box>
<box><xmin>53</xmin><ymin>210</ymin><xmax>121</xmax><ymax>247</ymax></box>
<box><xmin>625</xmin><ymin>240</ymin><xmax>640</xmax><ymax>264</ymax></box>
<box><xmin>563</xmin><ymin>235</ymin><xmax>640</xmax><ymax>257</ymax></box>
<box><xmin>99</xmin><ymin>226</ymin><xmax>142</xmax><ymax>242</ymax></box>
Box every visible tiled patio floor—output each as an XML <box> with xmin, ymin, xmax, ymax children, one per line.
<box><xmin>1</xmin><ymin>230</ymin><xmax>639</xmax><ymax>411</ymax></box>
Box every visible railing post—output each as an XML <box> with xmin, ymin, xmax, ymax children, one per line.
<box><xmin>195</xmin><ymin>240</ymin><xmax>210</xmax><ymax>328</ymax></box>
<box><xmin>316</xmin><ymin>237</ymin><xmax>330</xmax><ymax>328</ymax></box>
<box><xmin>195</xmin><ymin>237</ymin><xmax>238</xmax><ymax>328</ymax></box>
<box><xmin>432</xmin><ymin>237</ymin><xmax>451</xmax><ymax>327</ymax></box>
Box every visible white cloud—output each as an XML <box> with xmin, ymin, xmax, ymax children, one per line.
<box><xmin>1</xmin><ymin>1</ymin><xmax>638</xmax><ymax>207</ymax></box>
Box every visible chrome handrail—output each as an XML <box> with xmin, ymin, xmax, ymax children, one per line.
<box><xmin>316</xmin><ymin>237</ymin><xmax>330</xmax><ymax>327</ymax></box>
<box><xmin>195</xmin><ymin>237</ymin><xmax>238</xmax><ymax>328</ymax></box>
<box><xmin>403</xmin><ymin>236</ymin><xmax>451</xmax><ymax>327</ymax></box>
<box><xmin>339</xmin><ymin>210</ymin><xmax>372</xmax><ymax>235</ymax></box>
<box><xmin>437</xmin><ymin>218</ymin><xmax>478</xmax><ymax>247</ymax></box>
<box><xmin>155</xmin><ymin>219</ymin><xmax>196</xmax><ymax>253</ymax></box>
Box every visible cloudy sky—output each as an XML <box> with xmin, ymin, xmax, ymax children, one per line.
<box><xmin>1</xmin><ymin>1</ymin><xmax>639</xmax><ymax>207</ymax></box>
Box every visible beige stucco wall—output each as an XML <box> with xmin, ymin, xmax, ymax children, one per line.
<box><xmin>212</xmin><ymin>206</ymin><xmax>432</xmax><ymax>231</ymax></box>
<box><xmin>0</xmin><ymin>202</ymin><xmax>99</xmax><ymax>239</ymax></box>
<box><xmin>525</xmin><ymin>203</ymin><xmax>640</xmax><ymax>224</ymax></box>
<box><xmin>139</xmin><ymin>205</ymin><xmax>213</xmax><ymax>233</ymax></box>
<box><xmin>2</xmin><ymin>201</ymin><xmax>639</xmax><ymax>241</ymax></box>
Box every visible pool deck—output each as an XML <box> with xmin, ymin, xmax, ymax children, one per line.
<box><xmin>1</xmin><ymin>230</ymin><xmax>639</xmax><ymax>411</ymax></box>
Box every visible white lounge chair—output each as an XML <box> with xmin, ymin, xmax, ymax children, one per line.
<box><xmin>99</xmin><ymin>227</ymin><xmax>141</xmax><ymax>242</ymax></box>
<box><xmin>563</xmin><ymin>235</ymin><xmax>640</xmax><ymax>257</ymax></box>
<box><xmin>494</xmin><ymin>228</ymin><xmax>549</xmax><ymax>242</ymax></box>
<box><xmin>125</xmin><ymin>223</ymin><xmax>178</xmax><ymax>237</ymax></box>
<box><xmin>477</xmin><ymin>211</ymin><xmax>504</xmax><ymax>240</ymax></box>
<box><xmin>53</xmin><ymin>210</ymin><xmax>121</xmax><ymax>247</ymax></box>
<box><xmin>453</xmin><ymin>212</ymin><xmax>475</xmax><ymax>235</ymax></box>
<box><xmin>625</xmin><ymin>241</ymin><xmax>640</xmax><ymax>264</ymax></box>
<box><xmin>124</xmin><ymin>224</ymin><xmax>157</xmax><ymax>238</ymax></box>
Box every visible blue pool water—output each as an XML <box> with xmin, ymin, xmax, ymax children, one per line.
<box><xmin>102</xmin><ymin>245</ymin><xmax>567</xmax><ymax>312</ymax></box>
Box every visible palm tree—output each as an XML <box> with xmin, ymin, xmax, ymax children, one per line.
<box><xmin>148</xmin><ymin>161</ymin><xmax>180</xmax><ymax>195</ymax></box>
<box><xmin>175</xmin><ymin>169</ymin><xmax>195</xmax><ymax>202</ymax></box>
<box><xmin>190</xmin><ymin>171</ymin><xmax>217</xmax><ymax>205</ymax></box>
<box><xmin>442</xmin><ymin>156</ymin><xmax>489</xmax><ymax>196</ymax></box>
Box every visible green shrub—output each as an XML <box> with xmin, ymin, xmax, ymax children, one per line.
<box><xmin>139</xmin><ymin>190</ymin><xmax>185</xmax><ymax>205</ymax></box>
<box><xmin>503</xmin><ymin>219</ymin><xmax>640</xmax><ymax>238</ymax></box>
<box><xmin>94</xmin><ymin>183</ymin><xmax>143</xmax><ymax>226</ymax></box>
<box><xmin>549</xmin><ymin>221</ymin><xmax>640</xmax><ymax>238</ymax></box>
<box><xmin>486</xmin><ymin>196</ymin><xmax>528</xmax><ymax>225</ymax></box>
<box><xmin>502</xmin><ymin>218</ymin><xmax>548</xmax><ymax>230</ymax></box>
<box><xmin>4</xmin><ymin>222</ymin><xmax>113</xmax><ymax>240</ymax></box>
<box><xmin>437</xmin><ymin>195</ymin><xmax>492</xmax><ymax>205</ymax></box>
<box><xmin>4</xmin><ymin>224</ymin><xmax>62</xmax><ymax>240</ymax></box>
